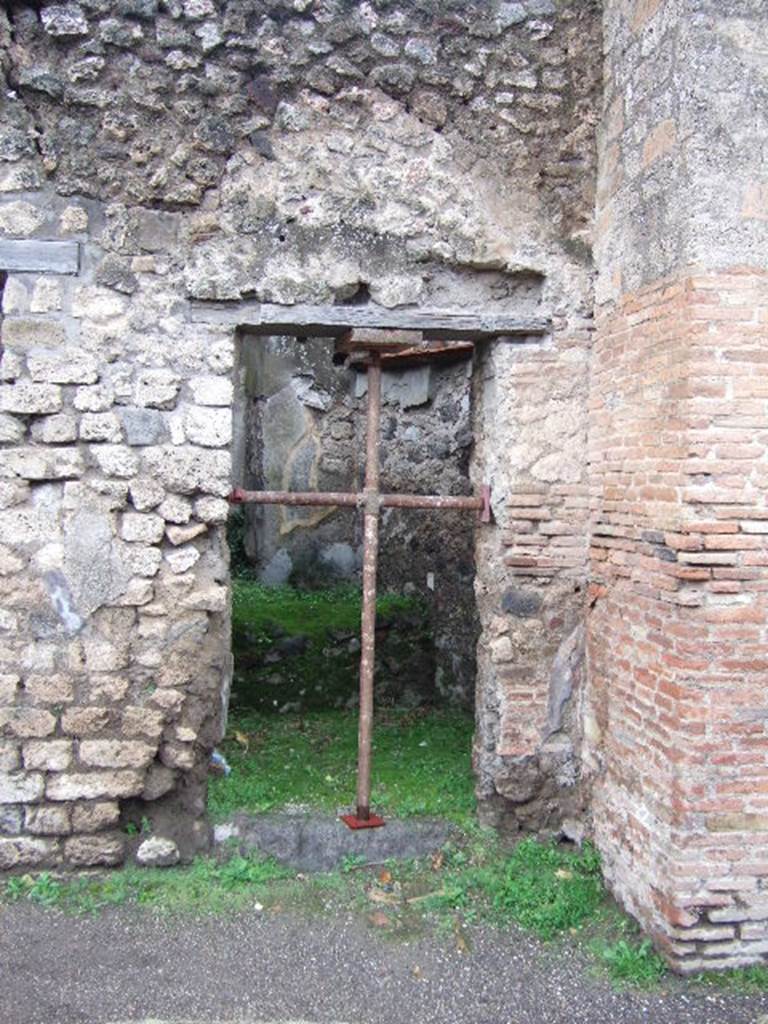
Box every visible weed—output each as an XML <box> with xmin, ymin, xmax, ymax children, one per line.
<box><xmin>692</xmin><ymin>964</ymin><xmax>768</xmax><ymax>993</ymax></box>
<box><xmin>597</xmin><ymin>938</ymin><xmax>667</xmax><ymax>987</ymax></box>
<box><xmin>5</xmin><ymin>872</ymin><xmax>63</xmax><ymax>907</ymax></box>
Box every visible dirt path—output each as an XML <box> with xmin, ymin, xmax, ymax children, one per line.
<box><xmin>1</xmin><ymin>903</ymin><xmax>766</xmax><ymax>1024</ymax></box>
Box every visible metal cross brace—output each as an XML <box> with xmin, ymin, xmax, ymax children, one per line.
<box><xmin>229</xmin><ymin>333</ymin><xmax>492</xmax><ymax>829</ymax></box>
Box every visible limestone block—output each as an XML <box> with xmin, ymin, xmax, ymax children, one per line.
<box><xmin>87</xmin><ymin>675</ymin><xmax>130</xmax><ymax>702</ymax></box>
<box><xmin>122</xmin><ymin>543</ymin><xmax>163</xmax><ymax>577</ymax></box>
<box><xmin>79</xmin><ymin>412</ymin><xmax>122</xmax><ymax>442</ymax></box>
<box><xmin>0</xmin><ymin>349</ymin><xmax>24</xmax><ymax>381</ymax></box>
<box><xmin>25</xmin><ymin>804</ymin><xmax>72</xmax><ymax>835</ymax></box>
<box><xmin>183</xmin><ymin>584</ymin><xmax>227</xmax><ymax>613</ymax></box>
<box><xmin>41</xmin><ymin>4</ymin><xmax>89</xmax><ymax>36</ymax></box>
<box><xmin>0</xmin><ymin>708</ymin><xmax>57</xmax><ymax>738</ymax></box>
<box><xmin>73</xmin><ymin>384</ymin><xmax>114</xmax><ymax>412</ymax></box>
<box><xmin>121</xmin><ymin>706</ymin><xmax>166</xmax><ymax>741</ymax></box>
<box><xmin>158</xmin><ymin>494</ymin><xmax>192</xmax><ymax>524</ymax></box>
<box><xmin>141</xmin><ymin>762</ymin><xmax>176</xmax><ymax>800</ymax></box>
<box><xmin>121</xmin><ymin>512</ymin><xmax>165</xmax><ymax>544</ymax></box>
<box><xmin>23</xmin><ymin>674</ymin><xmax>75</xmax><ymax>703</ymax></box>
<box><xmin>0</xmin><ymin>805</ymin><xmax>22</xmax><ymax>835</ymax></box>
<box><xmin>194</xmin><ymin>495</ymin><xmax>229</xmax><ymax>523</ymax></box>
<box><xmin>2</xmin><ymin>277</ymin><xmax>28</xmax><ymax>315</ymax></box>
<box><xmin>0</xmin><ymin>770</ymin><xmax>44</xmax><ymax>803</ymax></box>
<box><xmin>0</xmin><ymin>413</ymin><xmax>24</xmax><ymax>443</ymax></box>
<box><xmin>31</xmin><ymin>413</ymin><xmax>78</xmax><ymax>443</ymax></box>
<box><xmin>134</xmin><ymin>369</ymin><xmax>180</xmax><ymax>409</ymax></box>
<box><xmin>159</xmin><ymin>741</ymin><xmax>195</xmax><ymax>770</ymax></box>
<box><xmin>71</xmin><ymin>286</ymin><xmax>127</xmax><ymax>321</ymax></box>
<box><xmin>0</xmin><ymin>446</ymin><xmax>84</xmax><ymax>481</ymax></box>
<box><xmin>60</xmin><ymin>205</ymin><xmax>88</xmax><ymax>233</ymax></box>
<box><xmin>142</xmin><ymin>445</ymin><xmax>231</xmax><ymax>496</ymax></box>
<box><xmin>30</xmin><ymin>278</ymin><xmax>64</xmax><ymax>313</ymax></box>
<box><xmin>130</xmin><ymin>477</ymin><xmax>165</xmax><ymax>511</ymax></box>
<box><xmin>79</xmin><ymin>739</ymin><xmax>155</xmax><ymax>770</ymax></box>
<box><xmin>189</xmin><ymin>375</ymin><xmax>233</xmax><ymax>406</ymax></box>
<box><xmin>64</xmin><ymin>832</ymin><xmax>125</xmax><ymax>866</ymax></box>
<box><xmin>0</xmin><ymin>381</ymin><xmax>62</xmax><ymax>415</ymax></box>
<box><xmin>28</xmin><ymin>347</ymin><xmax>99</xmax><ymax>385</ymax></box>
<box><xmin>165</xmin><ymin>545</ymin><xmax>200</xmax><ymax>574</ymax></box>
<box><xmin>0</xmin><ymin>201</ymin><xmax>46</xmax><ymax>236</ymax></box>
<box><xmin>0</xmin><ymin>675</ymin><xmax>19</xmax><ymax>702</ymax></box>
<box><xmin>0</xmin><ymin>739</ymin><xmax>20</xmax><ymax>769</ymax></box>
<box><xmin>136</xmin><ymin>835</ymin><xmax>179</xmax><ymax>867</ymax></box>
<box><xmin>61</xmin><ymin>706</ymin><xmax>110</xmax><ymax>735</ymax></box>
<box><xmin>83</xmin><ymin>638</ymin><xmax>129</xmax><ymax>672</ymax></box>
<box><xmin>184</xmin><ymin>406</ymin><xmax>232</xmax><ymax>447</ymax></box>
<box><xmin>91</xmin><ymin>444</ymin><xmax>140</xmax><ymax>478</ymax></box>
<box><xmin>47</xmin><ymin>770</ymin><xmax>143</xmax><ymax>801</ymax></box>
<box><xmin>1</xmin><ymin>318</ymin><xmax>66</xmax><ymax>351</ymax></box>
<box><xmin>23</xmin><ymin>740</ymin><xmax>73</xmax><ymax>771</ymax></box>
<box><xmin>166</xmin><ymin>521</ymin><xmax>207</xmax><ymax>546</ymax></box>
<box><xmin>71</xmin><ymin>800</ymin><xmax>119</xmax><ymax>832</ymax></box>
<box><xmin>109</xmin><ymin>578</ymin><xmax>154</xmax><ymax>607</ymax></box>
<box><xmin>0</xmin><ymin>836</ymin><xmax>56</xmax><ymax>870</ymax></box>
<box><xmin>119</xmin><ymin>407</ymin><xmax>168</xmax><ymax>446</ymax></box>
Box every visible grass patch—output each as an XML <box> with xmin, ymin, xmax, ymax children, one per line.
<box><xmin>231</xmin><ymin>580</ymin><xmax>430</xmax><ymax>712</ymax></box>
<box><xmin>596</xmin><ymin>938</ymin><xmax>667</xmax><ymax>988</ymax></box>
<box><xmin>210</xmin><ymin>707</ymin><xmax>476</xmax><ymax>825</ymax></box>
<box><xmin>692</xmin><ymin>964</ymin><xmax>768</xmax><ymax>993</ymax></box>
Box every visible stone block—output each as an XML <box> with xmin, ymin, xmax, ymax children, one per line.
<box><xmin>194</xmin><ymin>495</ymin><xmax>229</xmax><ymax>523</ymax></box>
<box><xmin>136</xmin><ymin>835</ymin><xmax>179</xmax><ymax>867</ymax></box>
<box><xmin>79</xmin><ymin>412</ymin><xmax>122</xmax><ymax>442</ymax></box>
<box><xmin>165</xmin><ymin>546</ymin><xmax>200</xmax><ymax>574</ymax></box>
<box><xmin>129</xmin><ymin>477</ymin><xmax>165</xmax><ymax>511</ymax></box>
<box><xmin>31</xmin><ymin>414</ymin><xmax>78</xmax><ymax>443</ymax></box>
<box><xmin>142</xmin><ymin>445</ymin><xmax>231</xmax><ymax>496</ymax></box>
<box><xmin>0</xmin><ymin>413</ymin><xmax>24</xmax><ymax>443</ymax></box>
<box><xmin>28</xmin><ymin>348</ymin><xmax>99</xmax><ymax>385</ymax></box>
<box><xmin>23</xmin><ymin>674</ymin><xmax>75</xmax><ymax>703</ymax></box>
<box><xmin>109</xmin><ymin>578</ymin><xmax>154</xmax><ymax>607</ymax></box>
<box><xmin>71</xmin><ymin>800</ymin><xmax>119</xmax><ymax>833</ymax></box>
<box><xmin>119</xmin><ymin>407</ymin><xmax>168</xmax><ymax>446</ymax></box>
<box><xmin>25</xmin><ymin>804</ymin><xmax>72</xmax><ymax>835</ymax></box>
<box><xmin>79</xmin><ymin>739</ymin><xmax>155</xmax><ymax>769</ymax></box>
<box><xmin>159</xmin><ymin>742</ymin><xmax>195</xmax><ymax>770</ymax></box>
<box><xmin>42</xmin><ymin>4</ymin><xmax>89</xmax><ymax>36</ymax></box>
<box><xmin>183</xmin><ymin>584</ymin><xmax>227</xmax><ymax>613</ymax></box>
<box><xmin>0</xmin><ymin>708</ymin><xmax>57</xmax><ymax>738</ymax></box>
<box><xmin>61</xmin><ymin>706</ymin><xmax>110</xmax><ymax>736</ymax></box>
<box><xmin>91</xmin><ymin>444</ymin><xmax>140</xmax><ymax>478</ymax></box>
<box><xmin>30</xmin><ymin>278</ymin><xmax>64</xmax><ymax>313</ymax></box>
<box><xmin>0</xmin><ymin>770</ymin><xmax>44</xmax><ymax>803</ymax></box>
<box><xmin>46</xmin><ymin>770</ymin><xmax>143</xmax><ymax>801</ymax></box>
<box><xmin>0</xmin><ymin>739</ymin><xmax>20</xmax><ymax>769</ymax></box>
<box><xmin>134</xmin><ymin>369</ymin><xmax>180</xmax><ymax>409</ymax></box>
<box><xmin>2</xmin><ymin>277</ymin><xmax>28</xmax><ymax>315</ymax></box>
<box><xmin>189</xmin><ymin>375</ymin><xmax>233</xmax><ymax>406</ymax></box>
<box><xmin>73</xmin><ymin>384</ymin><xmax>114</xmax><ymax>412</ymax></box>
<box><xmin>0</xmin><ymin>805</ymin><xmax>23</xmax><ymax>835</ymax></box>
<box><xmin>158</xmin><ymin>494</ymin><xmax>192</xmax><ymax>524</ymax></box>
<box><xmin>122</xmin><ymin>544</ymin><xmax>162</xmax><ymax>577</ymax></box>
<box><xmin>83</xmin><ymin>638</ymin><xmax>129</xmax><ymax>672</ymax></box>
<box><xmin>166</xmin><ymin>522</ymin><xmax>207</xmax><ymax>546</ymax></box>
<box><xmin>23</xmin><ymin>740</ymin><xmax>73</xmax><ymax>771</ymax></box>
<box><xmin>0</xmin><ymin>382</ymin><xmax>62</xmax><ymax>415</ymax></box>
<box><xmin>141</xmin><ymin>761</ymin><xmax>176</xmax><ymax>800</ymax></box>
<box><xmin>0</xmin><ymin>836</ymin><xmax>56</xmax><ymax>870</ymax></box>
<box><xmin>0</xmin><ymin>349</ymin><xmax>24</xmax><ymax>381</ymax></box>
<box><xmin>60</xmin><ymin>205</ymin><xmax>88</xmax><ymax>233</ymax></box>
<box><xmin>1</xmin><ymin>317</ymin><xmax>66</xmax><ymax>351</ymax></box>
<box><xmin>121</xmin><ymin>706</ymin><xmax>166</xmax><ymax>741</ymax></box>
<box><xmin>121</xmin><ymin>512</ymin><xmax>165</xmax><ymax>544</ymax></box>
<box><xmin>64</xmin><ymin>832</ymin><xmax>125</xmax><ymax>867</ymax></box>
<box><xmin>184</xmin><ymin>406</ymin><xmax>232</xmax><ymax>447</ymax></box>
<box><xmin>0</xmin><ymin>446</ymin><xmax>84</xmax><ymax>481</ymax></box>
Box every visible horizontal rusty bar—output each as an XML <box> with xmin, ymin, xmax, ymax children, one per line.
<box><xmin>229</xmin><ymin>487</ymin><xmax>486</xmax><ymax>513</ymax></box>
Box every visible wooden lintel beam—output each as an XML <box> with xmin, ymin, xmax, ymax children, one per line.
<box><xmin>189</xmin><ymin>300</ymin><xmax>550</xmax><ymax>338</ymax></box>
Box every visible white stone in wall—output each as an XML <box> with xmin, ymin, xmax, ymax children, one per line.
<box><xmin>23</xmin><ymin>740</ymin><xmax>73</xmax><ymax>771</ymax></box>
<box><xmin>0</xmin><ymin>674</ymin><xmax>19</xmax><ymax>701</ymax></box>
<box><xmin>27</xmin><ymin>348</ymin><xmax>99</xmax><ymax>385</ymax></box>
<box><xmin>157</xmin><ymin>494</ymin><xmax>192</xmax><ymax>523</ymax></box>
<box><xmin>30</xmin><ymin>278</ymin><xmax>64</xmax><ymax>314</ymax></box>
<box><xmin>0</xmin><ymin>413</ymin><xmax>24</xmax><ymax>443</ymax></box>
<box><xmin>79</xmin><ymin>740</ymin><xmax>155</xmax><ymax>769</ymax></box>
<box><xmin>31</xmin><ymin>414</ymin><xmax>78</xmax><ymax>443</ymax></box>
<box><xmin>129</xmin><ymin>477</ymin><xmax>165</xmax><ymax>511</ymax></box>
<box><xmin>166</xmin><ymin>522</ymin><xmax>207</xmax><ymax>546</ymax></box>
<box><xmin>71</xmin><ymin>286</ymin><xmax>127</xmax><ymax>321</ymax></box>
<box><xmin>3</xmin><ymin>319</ymin><xmax>67</xmax><ymax>351</ymax></box>
<box><xmin>0</xmin><ymin>446</ymin><xmax>83</xmax><ymax>481</ymax></box>
<box><xmin>60</xmin><ymin>205</ymin><xmax>89</xmax><ymax>233</ymax></box>
<box><xmin>189</xmin><ymin>375</ymin><xmax>234</xmax><ymax>406</ymax></box>
<box><xmin>109</xmin><ymin>578</ymin><xmax>154</xmax><ymax>607</ymax></box>
<box><xmin>194</xmin><ymin>495</ymin><xmax>229</xmax><ymax>523</ymax></box>
<box><xmin>134</xmin><ymin>369</ymin><xmax>180</xmax><ymax>409</ymax></box>
<box><xmin>121</xmin><ymin>512</ymin><xmax>165</xmax><ymax>544</ymax></box>
<box><xmin>0</xmin><ymin>708</ymin><xmax>56</xmax><ymax>738</ymax></box>
<box><xmin>182</xmin><ymin>584</ymin><xmax>227</xmax><ymax>612</ymax></box>
<box><xmin>184</xmin><ymin>406</ymin><xmax>232</xmax><ymax>447</ymax></box>
<box><xmin>91</xmin><ymin>444</ymin><xmax>140</xmax><ymax>478</ymax></box>
<box><xmin>0</xmin><ymin>201</ymin><xmax>46</xmax><ymax>237</ymax></box>
<box><xmin>0</xmin><ymin>382</ymin><xmax>62</xmax><ymax>415</ymax></box>
<box><xmin>83</xmin><ymin>638</ymin><xmax>129</xmax><ymax>672</ymax></box>
<box><xmin>122</xmin><ymin>543</ymin><xmax>162</xmax><ymax>577</ymax></box>
<box><xmin>26</xmin><ymin>805</ymin><xmax>71</xmax><ymax>836</ymax></box>
<box><xmin>46</xmin><ymin>771</ymin><xmax>144</xmax><ymax>801</ymax></box>
<box><xmin>0</xmin><ymin>545</ymin><xmax>25</xmax><ymax>574</ymax></box>
<box><xmin>164</xmin><ymin>546</ymin><xmax>200</xmax><ymax>574</ymax></box>
<box><xmin>23</xmin><ymin>675</ymin><xmax>74</xmax><ymax>703</ymax></box>
<box><xmin>0</xmin><ymin>771</ymin><xmax>44</xmax><ymax>803</ymax></box>
<box><xmin>73</xmin><ymin>384</ymin><xmax>115</xmax><ymax>412</ymax></box>
<box><xmin>79</xmin><ymin>412</ymin><xmax>122</xmax><ymax>442</ymax></box>
<box><xmin>0</xmin><ymin>350</ymin><xmax>23</xmax><ymax>381</ymax></box>
<box><xmin>2</xmin><ymin>278</ymin><xmax>28</xmax><ymax>315</ymax></box>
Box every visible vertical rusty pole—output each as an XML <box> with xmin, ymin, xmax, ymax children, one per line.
<box><xmin>355</xmin><ymin>351</ymin><xmax>382</xmax><ymax>822</ymax></box>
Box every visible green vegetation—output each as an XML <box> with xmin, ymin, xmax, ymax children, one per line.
<box><xmin>692</xmin><ymin>964</ymin><xmax>768</xmax><ymax>993</ymax></box>
<box><xmin>596</xmin><ymin>938</ymin><xmax>667</xmax><ymax>988</ymax></box>
<box><xmin>230</xmin><ymin>579</ymin><xmax>429</xmax><ymax>712</ymax></box>
<box><xmin>209</xmin><ymin>707</ymin><xmax>476</xmax><ymax>825</ymax></box>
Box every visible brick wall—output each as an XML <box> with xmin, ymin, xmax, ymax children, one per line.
<box><xmin>588</xmin><ymin>268</ymin><xmax>768</xmax><ymax>970</ymax></box>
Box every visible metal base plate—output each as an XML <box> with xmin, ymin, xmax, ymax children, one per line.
<box><xmin>340</xmin><ymin>813</ymin><xmax>385</xmax><ymax>830</ymax></box>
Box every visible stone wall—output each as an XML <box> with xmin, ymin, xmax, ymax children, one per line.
<box><xmin>590</xmin><ymin>0</ymin><xmax>768</xmax><ymax>971</ymax></box>
<box><xmin>0</xmin><ymin>0</ymin><xmax>601</xmax><ymax>870</ymax></box>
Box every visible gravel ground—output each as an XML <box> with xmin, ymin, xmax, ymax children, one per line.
<box><xmin>1</xmin><ymin>903</ymin><xmax>767</xmax><ymax>1024</ymax></box>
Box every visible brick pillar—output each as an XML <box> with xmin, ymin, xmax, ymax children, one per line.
<box><xmin>591</xmin><ymin>1</ymin><xmax>768</xmax><ymax>970</ymax></box>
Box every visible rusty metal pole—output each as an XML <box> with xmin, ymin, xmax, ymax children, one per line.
<box><xmin>349</xmin><ymin>351</ymin><xmax>383</xmax><ymax>825</ymax></box>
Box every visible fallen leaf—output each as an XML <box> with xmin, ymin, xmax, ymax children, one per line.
<box><xmin>555</xmin><ymin>868</ymin><xmax>573</xmax><ymax>881</ymax></box>
<box><xmin>379</xmin><ymin>869</ymin><xmax>393</xmax><ymax>885</ymax></box>
<box><xmin>431</xmin><ymin>851</ymin><xmax>444</xmax><ymax>871</ymax></box>
<box><xmin>233</xmin><ymin>730</ymin><xmax>250</xmax><ymax>752</ymax></box>
<box><xmin>412</xmin><ymin>965</ymin><xmax>423</xmax><ymax>979</ymax></box>
<box><xmin>368</xmin><ymin>911</ymin><xmax>392</xmax><ymax>929</ymax></box>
